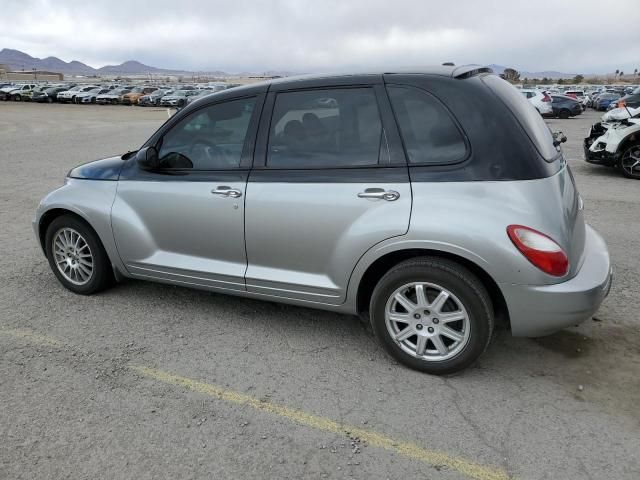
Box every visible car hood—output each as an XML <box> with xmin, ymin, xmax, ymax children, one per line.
<box><xmin>68</xmin><ymin>155</ymin><xmax>126</xmax><ymax>181</ymax></box>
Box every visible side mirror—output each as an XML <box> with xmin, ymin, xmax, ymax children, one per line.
<box><xmin>136</xmin><ymin>146</ymin><xmax>160</xmax><ymax>171</ymax></box>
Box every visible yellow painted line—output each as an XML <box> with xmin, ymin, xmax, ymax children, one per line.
<box><xmin>0</xmin><ymin>328</ymin><xmax>510</xmax><ymax>479</ymax></box>
<box><xmin>0</xmin><ymin>328</ymin><xmax>64</xmax><ymax>348</ymax></box>
<box><xmin>131</xmin><ymin>365</ymin><xmax>511</xmax><ymax>480</ymax></box>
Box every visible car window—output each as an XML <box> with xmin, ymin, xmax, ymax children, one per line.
<box><xmin>158</xmin><ymin>97</ymin><xmax>256</xmax><ymax>170</ymax></box>
<box><xmin>483</xmin><ymin>75</ymin><xmax>559</xmax><ymax>162</ymax></box>
<box><xmin>387</xmin><ymin>85</ymin><xmax>467</xmax><ymax>165</ymax></box>
<box><xmin>267</xmin><ymin>88</ymin><xmax>383</xmax><ymax>168</ymax></box>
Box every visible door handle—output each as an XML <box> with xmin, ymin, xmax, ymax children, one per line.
<box><xmin>357</xmin><ymin>188</ymin><xmax>400</xmax><ymax>201</ymax></box>
<box><xmin>211</xmin><ymin>186</ymin><xmax>242</xmax><ymax>198</ymax></box>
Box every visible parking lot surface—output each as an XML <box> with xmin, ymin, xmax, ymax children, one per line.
<box><xmin>1</xmin><ymin>102</ymin><xmax>639</xmax><ymax>479</ymax></box>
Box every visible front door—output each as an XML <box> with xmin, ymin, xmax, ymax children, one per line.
<box><xmin>112</xmin><ymin>95</ymin><xmax>261</xmax><ymax>292</ymax></box>
<box><xmin>245</xmin><ymin>83</ymin><xmax>411</xmax><ymax>305</ymax></box>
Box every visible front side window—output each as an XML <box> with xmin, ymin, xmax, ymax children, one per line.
<box><xmin>158</xmin><ymin>97</ymin><xmax>256</xmax><ymax>170</ymax></box>
<box><xmin>267</xmin><ymin>88</ymin><xmax>383</xmax><ymax>168</ymax></box>
<box><xmin>387</xmin><ymin>86</ymin><xmax>467</xmax><ymax>165</ymax></box>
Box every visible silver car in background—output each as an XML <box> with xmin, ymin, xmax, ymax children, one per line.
<box><xmin>34</xmin><ymin>66</ymin><xmax>612</xmax><ymax>374</ymax></box>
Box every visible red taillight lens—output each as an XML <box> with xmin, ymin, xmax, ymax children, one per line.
<box><xmin>507</xmin><ymin>225</ymin><xmax>569</xmax><ymax>277</ymax></box>
<box><xmin>542</xmin><ymin>93</ymin><xmax>552</xmax><ymax>102</ymax></box>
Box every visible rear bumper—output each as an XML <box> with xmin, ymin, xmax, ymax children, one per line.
<box><xmin>500</xmin><ymin>225</ymin><xmax>612</xmax><ymax>337</ymax></box>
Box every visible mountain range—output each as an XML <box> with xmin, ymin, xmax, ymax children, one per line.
<box><xmin>0</xmin><ymin>48</ymin><xmax>201</xmax><ymax>76</ymax></box>
<box><xmin>0</xmin><ymin>48</ymin><xmax>589</xmax><ymax>79</ymax></box>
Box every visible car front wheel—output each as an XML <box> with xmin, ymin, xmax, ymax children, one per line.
<box><xmin>45</xmin><ymin>215</ymin><xmax>114</xmax><ymax>295</ymax></box>
<box><xmin>619</xmin><ymin>143</ymin><xmax>640</xmax><ymax>179</ymax></box>
<box><xmin>370</xmin><ymin>257</ymin><xmax>493</xmax><ymax>375</ymax></box>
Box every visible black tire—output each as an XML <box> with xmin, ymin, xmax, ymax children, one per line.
<box><xmin>558</xmin><ymin>109</ymin><xmax>570</xmax><ymax>119</ymax></box>
<box><xmin>47</xmin><ymin>96</ymin><xmax>53</xmax><ymax>104</ymax></box>
<box><xmin>370</xmin><ymin>257</ymin><xmax>493</xmax><ymax>375</ymax></box>
<box><xmin>111</xmin><ymin>99</ymin><xmax>118</xmax><ymax>105</ymax></box>
<box><xmin>178</xmin><ymin>99</ymin><xmax>185</xmax><ymax>107</ymax></box>
<box><xmin>618</xmin><ymin>143</ymin><xmax>640</xmax><ymax>179</ymax></box>
<box><xmin>13</xmin><ymin>94</ymin><xmax>21</xmax><ymax>102</ymax></box>
<box><xmin>44</xmin><ymin>215</ymin><xmax>114</xmax><ymax>295</ymax></box>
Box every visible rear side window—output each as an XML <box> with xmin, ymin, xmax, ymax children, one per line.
<box><xmin>387</xmin><ymin>86</ymin><xmax>467</xmax><ymax>165</ymax></box>
<box><xmin>483</xmin><ymin>75</ymin><xmax>560</xmax><ymax>162</ymax></box>
<box><xmin>267</xmin><ymin>88</ymin><xmax>383</xmax><ymax>168</ymax></box>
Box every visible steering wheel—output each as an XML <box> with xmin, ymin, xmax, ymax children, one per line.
<box><xmin>189</xmin><ymin>139</ymin><xmax>235</xmax><ymax>168</ymax></box>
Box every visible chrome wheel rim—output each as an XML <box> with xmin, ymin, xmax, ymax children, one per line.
<box><xmin>52</xmin><ymin>228</ymin><xmax>93</xmax><ymax>286</ymax></box>
<box><xmin>385</xmin><ymin>282</ymin><xmax>471</xmax><ymax>362</ymax></box>
<box><xmin>620</xmin><ymin>146</ymin><xmax>640</xmax><ymax>178</ymax></box>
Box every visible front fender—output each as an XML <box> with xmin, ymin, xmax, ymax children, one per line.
<box><xmin>34</xmin><ymin>179</ymin><xmax>126</xmax><ymax>275</ymax></box>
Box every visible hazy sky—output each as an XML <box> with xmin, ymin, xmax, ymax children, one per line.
<box><xmin>1</xmin><ymin>0</ymin><xmax>639</xmax><ymax>74</ymax></box>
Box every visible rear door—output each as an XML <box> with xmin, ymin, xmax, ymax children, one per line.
<box><xmin>244</xmin><ymin>78</ymin><xmax>411</xmax><ymax>304</ymax></box>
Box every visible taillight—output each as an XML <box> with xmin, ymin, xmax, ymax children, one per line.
<box><xmin>542</xmin><ymin>93</ymin><xmax>552</xmax><ymax>102</ymax></box>
<box><xmin>507</xmin><ymin>225</ymin><xmax>569</xmax><ymax>277</ymax></box>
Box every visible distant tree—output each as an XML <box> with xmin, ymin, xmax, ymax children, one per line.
<box><xmin>573</xmin><ymin>74</ymin><xmax>584</xmax><ymax>84</ymax></box>
<box><xmin>523</xmin><ymin>77</ymin><xmax>529</xmax><ymax>85</ymax></box>
<box><xmin>502</xmin><ymin>67</ymin><xmax>521</xmax><ymax>83</ymax></box>
<box><xmin>620</xmin><ymin>71</ymin><xmax>624</xmax><ymax>77</ymax></box>
<box><xmin>557</xmin><ymin>78</ymin><xmax>565</xmax><ymax>85</ymax></box>
<box><xmin>635</xmin><ymin>68</ymin><xmax>638</xmax><ymax>78</ymax></box>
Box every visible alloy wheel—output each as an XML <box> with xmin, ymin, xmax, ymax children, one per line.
<box><xmin>52</xmin><ymin>227</ymin><xmax>94</xmax><ymax>285</ymax></box>
<box><xmin>385</xmin><ymin>282</ymin><xmax>471</xmax><ymax>361</ymax></box>
<box><xmin>620</xmin><ymin>145</ymin><xmax>640</xmax><ymax>178</ymax></box>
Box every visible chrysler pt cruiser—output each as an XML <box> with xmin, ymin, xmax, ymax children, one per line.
<box><xmin>34</xmin><ymin>66</ymin><xmax>612</xmax><ymax>374</ymax></box>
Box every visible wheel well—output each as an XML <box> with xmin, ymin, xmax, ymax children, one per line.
<box><xmin>616</xmin><ymin>133</ymin><xmax>639</xmax><ymax>156</ymax></box>
<box><xmin>38</xmin><ymin>209</ymin><xmax>91</xmax><ymax>252</ymax></box>
<box><xmin>356</xmin><ymin>249</ymin><xmax>510</xmax><ymax>328</ymax></box>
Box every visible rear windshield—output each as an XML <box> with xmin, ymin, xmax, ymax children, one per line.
<box><xmin>482</xmin><ymin>75</ymin><xmax>559</xmax><ymax>162</ymax></box>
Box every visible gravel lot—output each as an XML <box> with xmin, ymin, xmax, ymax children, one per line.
<box><xmin>1</xmin><ymin>102</ymin><xmax>639</xmax><ymax>480</ymax></box>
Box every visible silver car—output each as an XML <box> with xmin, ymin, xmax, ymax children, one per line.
<box><xmin>34</xmin><ymin>66</ymin><xmax>612</xmax><ymax>374</ymax></box>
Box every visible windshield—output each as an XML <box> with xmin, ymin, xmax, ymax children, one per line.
<box><xmin>130</xmin><ymin>87</ymin><xmax>143</xmax><ymax>93</ymax></box>
<box><xmin>172</xmin><ymin>90</ymin><xmax>188</xmax><ymax>96</ymax></box>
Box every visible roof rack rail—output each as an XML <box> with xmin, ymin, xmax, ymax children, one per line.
<box><xmin>453</xmin><ymin>66</ymin><xmax>493</xmax><ymax>79</ymax></box>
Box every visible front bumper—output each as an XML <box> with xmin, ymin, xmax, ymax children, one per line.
<box><xmin>500</xmin><ymin>225</ymin><xmax>612</xmax><ymax>337</ymax></box>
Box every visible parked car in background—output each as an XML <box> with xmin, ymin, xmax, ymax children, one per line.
<box><xmin>96</xmin><ymin>88</ymin><xmax>132</xmax><ymax>105</ymax></box>
<box><xmin>2</xmin><ymin>83</ymin><xmax>37</xmax><ymax>101</ymax></box>
<box><xmin>20</xmin><ymin>85</ymin><xmax>49</xmax><ymax>102</ymax></box>
<box><xmin>585</xmin><ymin>108</ymin><xmax>640</xmax><ymax>179</ymax></box>
<box><xmin>76</xmin><ymin>87</ymin><xmax>112</xmax><ymax>104</ymax></box>
<box><xmin>33</xmin><ymin>67</ymin><xmax>612</xmax><ymax>374</ymax></box>
<box><xmin>32</xmin><ymin>85</ymin><xmax>74</xmax><ymax>103</ymax></box>
<box><xmin>58</xmin><ymin>85</ymin><xmax>98</xmax><ymax>103</ymax></box>
<box><xmin>520</xmin><ymin>89</ymin><xmax>553</xmax><ymax>116</ymax></box>
<box><xmin>607</xmin><ymin>86</ymin><xmax>640</xmax><ymax>110</ymax></box>
<box><xmin>122</xmin><ymin>86</ymin><xmax>158</xmax><ymax>105</ymax></box>
<box><xmin>564</xmin><ymin>90</ymin><xmax>588</xmax><ymax>109</ymax></box>
<box><xmin>159</xmin><ymin>89</ymin><xmax>200</xmax><ymax>107</ymax></box>
<box><xmin>550</xmin><ymin>95</ymin><xmax>583</xmax><ymax>119</ymax></box>
<box><xmin>594</xmin><ymin>93</ymin><xmax>621</xmax><ymax>111</ymax></box>
<box><xmin>138</xmin><ymin>89</ymin><xmax>172</xmax><ymax>106</ymax></box>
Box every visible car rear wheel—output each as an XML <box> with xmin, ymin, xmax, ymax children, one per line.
<box><xmin>558</xmin><ymin>109</ymin><xmax>570</xmax><ymax>119</ymax></box>
<box><xmin>47</xmin><ymin>96</ymin><xmax>53</xmax><ymax>103</ymax></box>
<box><xmin>12</xmin><ymin>94</ymin><xmax>21</xmax><ymax>101</ymax></box>
<box><xmin>45</xmin><ymin>215</ymin><xmax>114</xmax><ymax>295</ymax></box>
<box><xmin>619</xmin><ymin>143</ymin><xmax>640</xmax><ymax>179</ymax></box>
<box><xmin>111</xmin><ymin>99</ymin><xmax>118</xmax><ymax>105</ymax></box>
<box><xmin>370</xmin><ymin>257</ymin><xmax>493</xmax><ymax>375</ymax></box>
